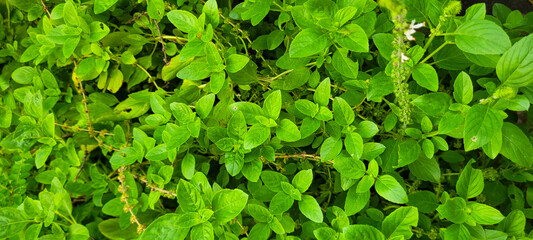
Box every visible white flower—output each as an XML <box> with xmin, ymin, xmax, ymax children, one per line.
<box><xmin>404</xmin><ymin>20</ymin><xmax>425</xmax><ymax>41</ymax></box>
<box><xmin>400</xmin><ymin>53</ymin><xmax>409</xmax><ymax>63</ymax></box>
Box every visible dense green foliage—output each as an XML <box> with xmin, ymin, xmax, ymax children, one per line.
<box><xmin>0</xmin><ymin>0</ymin><xmax>533</xmax><ymax>239</ymax></box>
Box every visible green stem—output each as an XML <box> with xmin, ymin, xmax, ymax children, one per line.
<box><xmin>419</xmin><ymin>41</ymin><xmax>451</xmax><ymax>64</ymax></box>
<box><xmin>423</xmin><ymin>23</ymin><xmax>441</xmax><ymax>50</ymax></box>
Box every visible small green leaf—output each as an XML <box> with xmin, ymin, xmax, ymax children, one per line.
<box><xmin>12</xmin><ymin>66</ymin><xmax>36</xmax><ymax>84</ymax></box>
<box><xmin>464</xmin><ymin>104</ymin><xmax>503</xmax><ymax>151</ymax></box>
<box><xmin>243</xmin><ymin>125</ymin><xmax>270</xmax><ymax>150</ymax></box>
<box><xmin>181</xmin><ymin>154</ymin><xmax>195</xmax><ymax>180</ymax></box>
<box><xmin>147</xmin><ymin>0</ymin><xmax>165</xmax><ymax>20</ymax></box>
<box><xmin>412</xmin><ymin>63</ymin><xmax>439</xmax><ymax>92</ymax></box>
<box><xmin>381</xmin><ymin>207</ymin><xmax>418</xmax><ymax>239</ymax></box>
<box><xmin>94</xmin><ymin>0</ymin><xmax>118</xmax><ymax>14</ymax></box>
<box><xmin>298</xmin><ymin>195</ymin><xmax>323</xmax><ymax>223</ymax></box>
<box><xmin>292</xmin><ymin>169</ymin><xmax>313</xmax><ymax>193</ymax></box>
<box><xmin>263</xmin><ymin>90</ymin><xmax>281</xmax><ymax>120</ymax></box>
<box><xmin>375</xmin><ymin>175</ymin><xmax>408</xmax><ymax>204</ymax></box>
<box><xmin>332</xmin><ymin>49</ymin><xmax>358</xmax><ymax>79</ymax></box>
<box><xmin>500</xmin><ymin>122</ymin><xmax>533</xmax><ymax>167</ymax></box>
<box><xmin>196</xmin><ymin>94</ymin><xmax>215</xmax><ymax>119</ymax></box>
<box><xmin>333</xmin><ymin>97</ymin><xmax>354</xmax><ymax>126</ymax></box>
<box><xmin>212</xmin><ymin>189</ymin><xmax>248</xmax><ymax>223</ymax></box>
<box><xmin>469</xmin><ymin>202</ymin><xmax>504</xmax><ymax>225</ymax></box>
<box><xmin>167</xmin><ymin>10</ymin><xmax>199</xmax><ymax>33</ymax></box>
<box><xmin>289</xmin><ymin>28</ymin><xmax>328</xmax><ymax>57</ymax></box>
<box><xmin>453</xmin><ymin>72</ymin><xmax>473</xmax><ymax>104</ymax></box>
<box><xmin>226</xmin><ymin>54</ymin><xmax>250</xmax><ymax>73</ymax></box>
<box><xmin>343</xmin><ymin>225</ymin><xmax>385</xmax><ymax>240</ymax></box>
<box><xmin>276</xmin><ymin>119</ymin><xmax>301</xmax><ymax>142</ymax></box>
<box><xmin>177</xmin><ymin>179</ymin><xmax>204</xmax><ymax>212</ymax></box>
<box><xmin>456</xmin><ymin>160</ymin><xmax>484</xmax><ymax>199</ymax></box>
<box><xmin>314</xmin><ymin>78</ymin><xmax>331</xmax><ymax>106</ymax></box>
<box><xmin>269</xmin><ymin>192</ymin><xmax>294</xmax><ymax>214</ymax></box>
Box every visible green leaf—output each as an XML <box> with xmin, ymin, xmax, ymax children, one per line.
<box><xmin>247</xmin><ymin>204</ymin><xmax>272</xmax><ymax>223</ymax></box>
<box><xmin>332</xmin><ymin>49</ymin><xmax>358</xmax><ymax>79</ymax></box>
<box><xmin>212</xmin><ymin>189</ymin><xmax>248</xmax><ymax>223</ymax></box>
<box><xmin>225</xmin><ymin>151</ymin><xmax>244</xmax><ymax>176</ymax></box>
<box><xmin>35</xmin><ymin>145</ymin><xmax>52</xmax><ymax>169</ymax></box>
<box><xmin>167</xmin><ymin>10</ymin><xmax>199</xmax><ymax>33</ymax></box>
<box><xmin>261</xmin><ymin>170</ymin><xmax>289</xmax><ymax>192</ymax></box>
<box><xmin>182</xmin><ymin>154</ymin><xmax>195</xmax><ymax>180</ymax></box>
<box><xmin>12</xmin><ymin>66</ymin><xmax>36</xmax><ymax>84</ymax></box>
<box><xmin>271</xmin><ymin>67</ymin><xmax>310</xmax><ymax>90</ymax></box>
<box><xmin>94</xmin><ymin>0</ymin><xmax>118</xmax><ymax>14</ymax></box>
<box><xmin>456</xmin><ymin>160</ymin><xmax>484</xmax><ymax>199</ymax></box>
<box><xmin>226</xmin><ymin>54</ymin><xmax>250</xmax><ymax>73</ymax></box>
<box><xmin>469</xmin><ymin>202</ymin><xmax>504</xmax><ymax>225</ymax></box>
<box><xmin>140</xmin><ymin>214</ymin><xmax>189</xmax><ymax>240</ymax></box>
<box><xmin>203</xmin><ymin>0</ymin><xmax>220</xmax><ymax>27</ymax></box>
<box><xmin>241</xmin><ymin>0</ymin><xmax>272</xmax><ymax>26</ymax></box>
<box><xmin>333</xmin><ymin>97</ymin><xmax>355</xmax><ymax>126</ymax></box>
<box><xmin>333</xmin><ymin>155</ymin><xmax>366</xmax><ymax>179</ymax></box>
<box><xmin>396</xmin><ymin>140</ymin><xmax>421</xmax><ymax>168</ymax></box>
<box><xmin>344</xmin><ymin>132</ymin><xmax>364</xmax><ymax>160</ymax></box>
<box><xmin>496</xmin><ymin>34</ymin><xmax>533</xmax><ymax>87</ymax></box>
<box><xmin>320</xmin><ymin>137</ymin><xmax>343</xmax><ymax>162</ymax></box>
<box><xmin>69</xmin><ymin>224</ymin><xmax>90</xmax><ymax>240</ymax></box>
<box><xmin>276</xmin><ymin>119</ymin><xmax>301</xmax><ymax>142</ymax></box>
<box><xmin>412</xmin><ymin>63</ymin><xmax>438</xmax><ymax>92</ymax></box>
<box><xmin>453</xmin><ymin>72</ymin><xmax>473</xmax><ymax>104</ymax></box>
<box><xmin>196</xmin><ymin>94</ymin><xmax>215</xmax><ymax>119</ymax></box>
<box><xmin>228</xmin><ymin>111</ymin><xmax>247</xmax><ymax>140</ymax></box>
<box><xmin>345</xmin><ymin>186</ymin><xmax>370</xmax><ymax>216</ymax></box>
<box><xmin>298</xmin><ymin>195</ymin><xmax>323</xmax><ymax>223</ymax></box>
<box><xmin>372</xmin><ymin>33</ymin><xmax>394</xmax><ymax>60</ymax></box>
<box><xmin>292</xmin><ymin>169</ymin><xmax>313</xmax><ymax>193</ymax></box>
<box><xmin>147</xmin><ymin>0</ymin><xmax>165</xmax><ymax>20</ymax></box>
<box><xmin>295</xmin><ymin>99</ymin><xmax>319</xmax><ymax>117</ymax></box>
<box><xmin>289</xmin><ymin>28</ymin><xmax>328</xmax><ymax>58</ymax></box>
<box><xmin>443</xmin><ymin>224</ymin><xmax>471</xmax><ymax>240</ymax></box>
<box><xmin>381</xmin><ymin>207</ymin><xmax>418</xmax><ymax>239</ymax></box>
<box><xmin>437</xmin><ymin>197</ymin><xmax>467</xmax><ymax>224</ymax></box>
<box><xmin>500</xmin><ymin>122</ymin><xmax>533</xmax><ymax>167</ymax></box>
<box><xmin>375</xmin><ymin>175</ymin><xmax>408</xmax><ymax>204</ymax></box>
<box><xmin>464</xmin><ymin>104</ymin><xmax>503</xmax><ymax>151</ymax></box>
<box><xmin>314</xmin><ymin>78</ymin><xmax>331</xmax><ymax>106</ymax></box>
<box><xmin>191</xmin><ymin>222</ymin><xmax>214</xmax><ymax>240</ymax></box>
<box><xmin>455</xmin><ymin>19</ymin><xmax>511</xmax><ymax>54</ymax></box>
<box><xmin>314</xmin><ymin>227</ymin><xmax>337</xmax><ymax>240</ymax></box>
<box><xmin>177</xmin><ymin>179</ymin><xmax>205</xmax><ymax>212</ymax></box>
<box><xmin>242</xmin><ymin>158</ymin><xmax>262</xmax><ymax>182</ymax></box>
<box><xmin>357</xmin><ymin>121</ymin><xmax>379</xmax><ymax>138</ymax></box>
<box><xmin>249</xmin><ymin>222</ymin><xmax>271</xmax><ymax>240</ymax></box>
<box><xmin>408</xmin><ymin>191</ymin><xmax>439</xmax><ymax>213</ymax></box>
<box><xmin>335</xmin><ymin>24</ymin><xmax>369</xmax><ymax>52</ymax></box>
<box><xmin>0</xmin><ymin>208</ymin><xmax>28</xmax><ymax>239</ymax></box>
<box><xmin>63</xmin><ymin>0</ymin><xmax>79</xmax><ymax>26</ymax></box>
<box><xmin>243</xmin><ymin>125</ymin><xmax>270</xmax><ymax>150</ymax></box>
<box><xmin>343</xmin><ymin>225</ymin><xmax>385</xmax><ymax>240</ymax></box>
<box><xmin>270</xmin><ymin>192</ymin><xmax>294</xmax><ymax>214</ymax></box>
<box><xmin>263</xmin><ymin>90</ymin><xmax>281</xmax><ymax>120</ymax></box>
<box><xmin>408</xmin><ymin>155</ymin><xmax>441</xmax><ymax>183</ymax></box>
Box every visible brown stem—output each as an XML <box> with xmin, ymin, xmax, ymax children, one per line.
<box><xmin>74</xmin><ymin>147</ymin><xmax>89</xmax><ymax>182</ymax></box>
<box><xmin>235</xmin><ymin>218</ymin><xmax>249</xmax><ymax>237</ymax></box>
<box><xmin>40</xmin><ymin>0</ymin><xmax>51</xmax><ymax>18</ymax></box>
<box><xmin>152</xmin><ymin>19</ymin><xmax>169</xmax><ymax>65</ymax></box>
